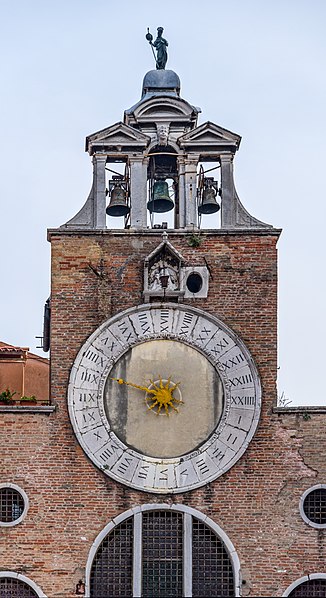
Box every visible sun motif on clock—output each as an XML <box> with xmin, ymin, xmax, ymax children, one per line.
<box><xmin>110</xmin><ymin>375</ymin><xmax>183</xmax><ymax>416</ymax></box>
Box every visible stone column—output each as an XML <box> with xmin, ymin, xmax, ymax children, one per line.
<box><xmin>184</xmin><ymin>156</ymin><xmax>199</xmax><ymax>229</ymax></box>
<box><xmin>220</xmin><ymin>153</ymin><xmax>235</xmax><ymax>228</ymax></box>
<box><xmin>93</xmin><ymin>154</ymin><xmax>107</xmax><ymax>229</ymax></box>
<box><xmin>130</xmin><ymin>157</ymin><xmax>148</xmax><ymax>229</ymax></box>
<box><xmin>177</xmin><ymin>157</ymin><xmax>186</xmax><ymax>229</ymax></box>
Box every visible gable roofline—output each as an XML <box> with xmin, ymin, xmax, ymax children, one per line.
<box><xmin>178</xmin><ymin>120</ymin><xmax>241</xmax><ymax>147</ymax></box>
<box><xmin>85</xmin><ymin>121</ymin><xmax>150</xmax><ymax>153</ymax></box>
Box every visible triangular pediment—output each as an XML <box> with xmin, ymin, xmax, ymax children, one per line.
<box><xmin>86</xmin><ymin>122</ymin><xmax>150</xmax><ymax>153</ymax></box>
<box><xmin>178</xmin><ymin>121</ymin><xmax>241</xmax><ymax>149</ymax></box>
<box><xmin>145</xmin><ymin>237</ymin><xmax>185</xmax><ymax>265</ymax></box>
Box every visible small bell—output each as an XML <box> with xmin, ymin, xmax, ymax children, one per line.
<box><xmin>147</xmin><ymin>180</ymin><xmax>174</xmax><ymax>213</ymax></box>
<box><xmin>106</xmin><ymin>182</ymin><xmax>130</xmax><ymax>217</ymax></box>
<box><xmin>198</xmin><ymin>180</ymin><xmax>220</xmax><ymax>215</ymax></box>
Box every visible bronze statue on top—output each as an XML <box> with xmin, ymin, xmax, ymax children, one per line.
<box><xmin>146</xmin><ymin>27</ymin><xmax>168</xmax><ymax>70</ymax></box>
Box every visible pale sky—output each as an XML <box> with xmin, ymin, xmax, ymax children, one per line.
<box><xmin>0</xmin><ymin>0</ymin><xmax>325</xmax><ymax>405</ymax></box>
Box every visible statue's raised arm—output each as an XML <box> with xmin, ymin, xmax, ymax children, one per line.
<box><xmin>146</xmin><ymin>27</ymin><xmax>168</xmax><ymax>70</ymax></box>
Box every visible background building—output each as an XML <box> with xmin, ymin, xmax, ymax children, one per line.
<box><xmin>1</xmin><ymin>44</ymin><xmax>326</xmax><ymax>598</ymax></box>
<box><xmin>0</xmin><ymin>342</ymin><xmax>49</xmax><ymax>405</ymax></box>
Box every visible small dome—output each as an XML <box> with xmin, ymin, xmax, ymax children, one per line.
<box><xmin>142</xmin><ymin>69</ymin><xmax>181</xmax><ymax>96</ymax></box>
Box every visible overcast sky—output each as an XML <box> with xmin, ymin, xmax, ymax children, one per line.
<box><xmin>0</xmin><ymin>0</ymin><xmax>325</xmax><ymax>405</ymax></box>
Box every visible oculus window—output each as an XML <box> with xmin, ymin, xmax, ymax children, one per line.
<box><xmin>300</xmin><ymin>485</ymin><xmax>326</xmax><ymax>528</ymax></box>
<box><xmin>0</xmin><ymin>484</ymin><xmax>28</xmax><ymax>527</ymax></box>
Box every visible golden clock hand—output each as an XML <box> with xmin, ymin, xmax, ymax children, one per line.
<box><xmin>110</xmin><ymin>377</ymin><xmax>156</xmax><ymax>395</ymax></box>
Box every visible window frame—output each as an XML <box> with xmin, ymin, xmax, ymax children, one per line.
<box><xmin>299</xmin><ymin>484</ymin><xmax>326</xmax><ymax>529</ymax></box>
<box><xmin>86</xmin><ymin>503</ymin><xmax>241</xmax><ymax>597</ymax></box>
<box><xmin>0</xmin><ymin>482</ymin><xmax>29</xmax><ymax>527</ymax></box>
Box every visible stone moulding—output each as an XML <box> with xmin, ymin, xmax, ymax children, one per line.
<box><xmin>0</xmin><ymin>405</ymin><xmax>55</xmax><ymax>414</ymax></box>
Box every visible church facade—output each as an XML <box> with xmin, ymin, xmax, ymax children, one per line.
<box><xmin>1</xmin><ymin>45</ymin><xmax>326</xmax><ymax>598</ymax></box>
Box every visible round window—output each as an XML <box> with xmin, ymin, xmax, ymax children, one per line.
<box><xmin>186</xmin><ymin>273</ymin><xmax>203</xmax><ymax>294</ymax></box>
<box><xmin>0</xmin><ymin>484</ymin><xmax>28</xmax><ymax>526</ymax></box>
<box><xmin>300</xmin><ymin>485</ymin><xmax>326</xmax><ymax>528</ymax></box>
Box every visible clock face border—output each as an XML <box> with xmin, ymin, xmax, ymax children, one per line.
<box><xmin>68</xmin><ymin>303</ymin><xmax>262</xmax><ymax>494</ymax></box>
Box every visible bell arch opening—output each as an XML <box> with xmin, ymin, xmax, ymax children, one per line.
<box><xmin>147</xmin><ymin>145</ymin><xmax>178</xmax><ymax>229</ymax></box>
<box><xmin>87</xmin><ymin>504</ymin><xmax>240</xmax><ymax>597</ymax></box>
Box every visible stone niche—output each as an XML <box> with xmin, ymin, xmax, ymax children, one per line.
<box><xmin>143</xmin><ymin>236</ymin><xmax>185</xmax><ymax>302</ymax></box>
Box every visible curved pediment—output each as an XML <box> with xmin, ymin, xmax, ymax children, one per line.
<box><xmin>125</xmin><ymin>96</ymin><xmax>199</xmax><ymax>127</ymax></box>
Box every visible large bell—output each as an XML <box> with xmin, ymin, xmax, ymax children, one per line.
<box><xmin>198</xmin><ymin>186</ymin><xmax>220</xmax><ymax>215</ymax></box>
<box><xmin>106</xmin><ymin>183</ymin><xmax>130</xmax><ymax>217</ymax></box>
<box><xmin>147</xmin><ymin>180</ymin><xmax>174</xmax><ymax>213</ymax></box>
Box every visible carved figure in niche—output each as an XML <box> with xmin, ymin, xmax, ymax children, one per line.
<box><xmin>148</xmin><ymin>255</ymin><xmax>179</xmax><ymax>291</ymax></box>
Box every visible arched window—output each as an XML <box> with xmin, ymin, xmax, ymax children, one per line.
<box><xmin>283</xmin><ymin>574</ymin><xmax>326</xmax><ymax>597</ymax></box>
<box><xmin>0</xmin><ymin>572</ymin><xmax>46</xmax><ymax>597</ymax></box>
<box><xmin>87</xmin><ymin>504</ymin><xmax>240</xmax><ymax>597</ymax></box>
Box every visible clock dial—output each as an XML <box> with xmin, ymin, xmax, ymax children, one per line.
<box><xmin>68</xmin><ymin>303</ymin><xmax>261</xmax><ymax>494</ymax></box>
<box><xmin>105</xmin><ymin>339</ymin><xmax>223</xmax><ymax>458</ymax></box>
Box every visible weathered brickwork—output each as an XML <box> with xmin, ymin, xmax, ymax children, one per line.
<box><xmin>2</xmin><ymin>229</ymin><xmax>326</xmax><ymax>597</ymax></box>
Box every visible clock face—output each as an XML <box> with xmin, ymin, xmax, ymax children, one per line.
<box><xmin>68</xmin><ymin>303</ymin><xmax>261</xmax><ymax>494</ymax></box>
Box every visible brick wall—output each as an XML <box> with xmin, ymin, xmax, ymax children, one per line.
<box><xmin>1</xmin><ymin>229</ymin><xmax>326</xmax><ymax>597</ymax></box>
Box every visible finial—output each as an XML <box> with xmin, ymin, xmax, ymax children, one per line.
<box><xmin>145</xmin><ymin>26</ymin><xmax>168</xmax><ymax>70</ymax></box>
<box><xmin>162</xmin><ymin>230</ymin><xmax>168</xmax><ymax>241</ymax></box>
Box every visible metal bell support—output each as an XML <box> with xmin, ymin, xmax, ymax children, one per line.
<box><xmin>147</xmin><ymin>180</ymin><xmax>174</xmax><ymax>213</ymax></box>
<box><xmin>198</xmin><ymin>178</ymin><xmax>220</xmax><ymax>215</ymax></box>
<box><xmin>106</xmin><ymin>179</ymin><xmax>130</xmax><ymax>217</ymax></box>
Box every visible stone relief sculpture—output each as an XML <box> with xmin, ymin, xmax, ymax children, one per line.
<box><xmin>156</xmin><ymin>123</ymin><xmax>169</xmax><ymax>146</ymax></box>
<box><xmin>148</xmin><ymin>254</ymin><xmax>179</xmax><ymax>291</ymax></box>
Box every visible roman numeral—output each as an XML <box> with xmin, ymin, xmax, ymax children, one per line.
<box><xmin>230</xmin><ymin>374</ymin><xmax>253</xmax><ymax>387</ymax></box>
<box><xmin>231</xmin><ymin>395</ymin><xmax>256</xmax><ymax>406</ymax></box>
<box><xmin>137</xmin><ymin>465</ymin><xmax>149</xmax><ymax>480</ymax></box>
<box><xmin>101</xmin><ymin>337</ymin><xmax>117</xmax><ymax>353</ymax></box>
<box><xmin>84</xmin><ymin>349</ymin><xmax>105</xmax><ymax>368</ymax></box>
<box><xmin>195</xmin><ymin>458</ymin><xmax>210</xmax><ymax>475</ymax></box>
<box><xmin>117</xmin><ymin>457</ymin><xmax>133</xmax><ymax>474</ymax></box>
<box><xmin>210</xmin><ymin>337</ymin><xmax>230</xmax><ymax>356</ymax></box>
<box><xmin>159</xmin><ymin>468</ymin><xmax>168</xmax><ymax>481</ymax></box>
<box><xmin>80</xmin><ymin>370</ymin><xmax>99</xmax><ymax>384</ymax></box>
<box><xmin>138</xmin><ymin>313</ymin><xmax>151</xmax><ymax>334</ymax></box>
<box><xmin>196</xmin><ymin>327</ymin><xmax>212</xmax><ymax>343</ymax></box>
<box><xmin>117</xmin><ymin>321</ymin><xmax>133</xmax><ymax>342</ymax></box>
<box><xmin>82</xmin><ymin>411</ymin><xmax>96</xmax><ymax>423</ymax></box>
<box><xmin>160</xmin><ymin>310</ymin><xmax>169</xmax><ymax>332</ymax></box>
<box><xmin>226</xmin><ymin>432</ymin><xmax>238</xmax><ymax>445</ymax></box>
<box><xmin>99</xmin><ymin>444</ymin><xmax>119</xmax><ymax>461</ymax></box>
<box><xmin>210</xmin><ymin>447</ymin><xmax>224</xmax><ymax>462</ymax></box>
<box><xmin>78</xmin><ymin>392</ymin><xmax>96</xmax><ymax>403</ymax></box>
<box><xmin>179</xmin><ymin>313</ymin><xmax>193</xmax><ymax>335</ymax></box>
<box><xmin>222</xmin><ymin>353</ymin><xmax>245</xmax><ymax>369</ymax></box>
